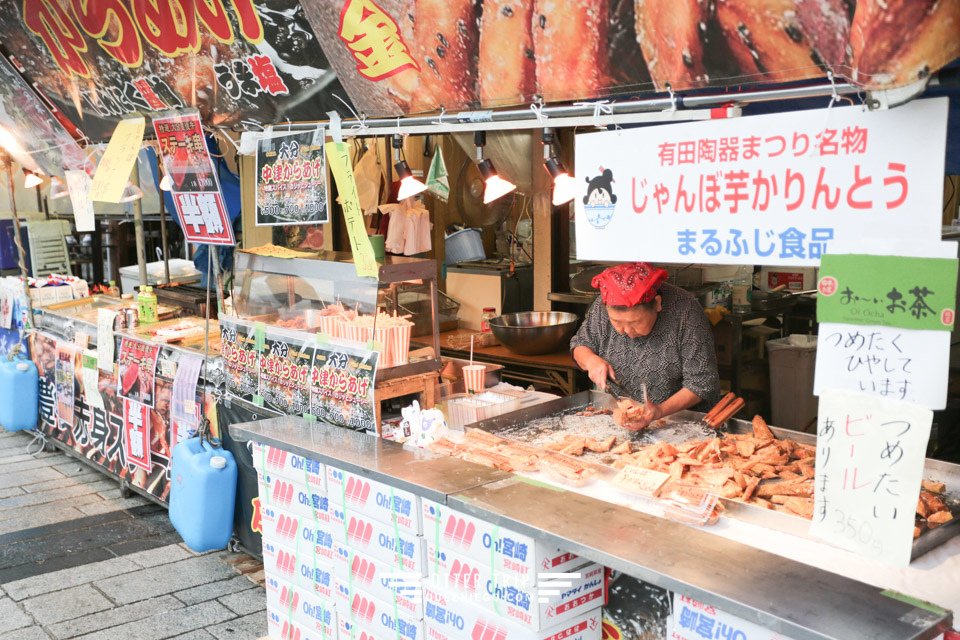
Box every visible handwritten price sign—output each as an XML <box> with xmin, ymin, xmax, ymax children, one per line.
<box><xmin>810</xmin><ymin>390</ymin><xmax>932</xmax><ymax>566</ymax></box>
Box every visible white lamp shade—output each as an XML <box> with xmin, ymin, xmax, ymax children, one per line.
<box><xmin>397</xmin><ymin>175</ymin><xmax>427</xmax><ymax>200</ymax></box>
<box><xmin>118</xmin><ymin>182</ymin><xmax>144</xmax><ymax>203</ymax></box>
<box><xmin>159</xmin><ymin>174</ymin><xmax>174</xmax><ymax>191</ymax></box>
<box><xmin>483</xmin><ymin>175</ymin><xmax>516</xmax><ymax>204</ymax></box>
<box><xmin>23</xmin><ymin>173</ymin><xmax>43</xmax><ymax>189</ymax></box>
<box><xmin>552</xmin><ymin>172</ymin><xmax>578</xmax><ymax>206</ymax></box>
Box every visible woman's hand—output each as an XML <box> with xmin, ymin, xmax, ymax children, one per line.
<box><xmin>622</xmin><ymin>400</ymin><xmax>663</xmax><ymax>431</ymax></box>
<box><xmin>585</xmin><ymin>353</ymin><xmax>616</xmax><ymax>390</ymax></box>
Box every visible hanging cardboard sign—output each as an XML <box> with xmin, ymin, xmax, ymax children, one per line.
<box><xmin>325</xmin><ymin>141</ymin><xmax>379</xmax><ymax>278</ymax></box>
<box><xmin>810</xmin><ymin>390</ymin><xmax>932</xmax><ymax>567</ymax></box>
<box><xmin>817</xmin><ymin>254</ymin><xmax>957</xmax><ymax>331</ymax></box>
<box><xmin>815</xmin><ymin>323</ymin><xmax>950</xmax><ymax>410</ymax></box>
<box><xmin>220</xmin><ymin>317</ymin><xmax>260</xmax><ymax>404</ymax></box>
<box><xmin>117</xmin><ymin>338</ymin><xmax>160</xmax><ymax>407</ymax></box>
<box><xmin>123</xmin><ymin>398</ymin><xmax>152</xmax><ymax>471</ymax></box>
<box><xmin>89</xmin><ymin>116</ymin><xmax>145</xmax><ymax>203</ymax></box>
<box><xmin>259</xmin><ymin>328</ymin><xmax>311</xmax><ymax>415</ymax></box>
<box><xmin>255</xmin><ymin>128</ymin><xmax>330</xmax><ymax>226</ymax></box>
<box><xmin>574</xmin><ymin>99</ymin><xmax>948</xmax><ymax>266</ymax></box>
<box><xmin>152</xmin><ymin>111</ymin><xmax>235</xmax><ymax>246</ymax></box>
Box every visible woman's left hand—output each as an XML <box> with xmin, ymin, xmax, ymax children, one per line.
<box><xmin>623</xmin><ymin>400</ymin><xmax>663</xmax><ymax>431</ymax></box>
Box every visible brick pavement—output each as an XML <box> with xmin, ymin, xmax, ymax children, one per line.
<box><xmin>0</xmin><ymin>428</ymin><xmax>267</xmax><ymax>639</ymax></box>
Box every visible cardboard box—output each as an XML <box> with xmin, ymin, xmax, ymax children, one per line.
<box><xmin>252</xmin><ymin>442</ymin><xmax>326</xmax><ymax>492</ymax></box>
<box><xmin>257</xmin><ymin>469</ymin><xmax>333</xmax><ymax>524</ymax></box>
<box><xmin>261</xmin><ymin>504</ymin><xmax>340</xmax><ymax>564</ymax></box>
<box><xmin>327</xmin><ymin>465</ymin><xmax>422</xmax><ymax>535</ymax></box>
<box><xmin>759</xmin><ymin>267</ymin><xmax>816</xmax><ymax>292</ymax></box>
<box><xmin>268</xmin><ymin>616</ymin><xmax>332</xmax><ymax>640</ymax></box>
<box><xmin>423</xmin><ymin>587</ymin><xmax>602</xmax><ymax>640</ymax></box>
<box><xmin>424</xmin><ymin>543</ymin><xmax>605</xmax><ymax>631</ymax></box>
<box><xmin>265</xmin><ymin>574</ymin><xmax>337</xmax><ymax>639</ymax></box>
<box><xmin>263</xmin><ymin>537</ymin><xmax>337</xmax><ymax>602</ymax></box>
<box><xmin>329</xmin><ymin>504</ymin><xmax>427</xmax><ymax>575</ymax></box>
<box><xmin>421</xmin><ymin>499</ymin><xmax>584</xmax><ymax>585</ymax></box>
<box><xmin>328</xmin><ymin>541</ymin><xmax>424</xmax><ymax>619</ymax></box>
<box><xmin>332</xmin><ymin>576</ymin><xmax>425</xmax><ymax>640</ymax></box>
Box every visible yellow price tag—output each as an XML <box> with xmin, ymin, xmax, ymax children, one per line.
<box><xmin>90</xmin><ymin>116</ymin><xmax>145</xmax><ymax>203</ymax></box>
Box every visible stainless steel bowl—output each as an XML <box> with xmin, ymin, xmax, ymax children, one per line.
<box><xmin>487</xmin><ymin>311</ymin><xmax>580</xmax><ymax>355</ymax></box>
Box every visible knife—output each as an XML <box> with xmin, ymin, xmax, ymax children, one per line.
<box><xmin>606</xmin><ymin>378</ymin><xmax>638</xmax><ymax>403</ymax></box>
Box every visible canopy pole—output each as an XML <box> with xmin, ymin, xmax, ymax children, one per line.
<box><xmin>131</xmin><ymin>164</ymin><xmax>148</xmax><ymax>289</ymax></box>
<box><xmin>0</xmin><ymin>154</ymin><xmax>35</xmax><ymax>328</ymax></box>
<box><xmin>158</xmin><ymin>188</ymin><xmax>170</xmax><ymax>286</ymax></box>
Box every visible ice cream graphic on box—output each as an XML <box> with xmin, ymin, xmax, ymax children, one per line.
<box><xmin>582</xmin><ymin>168</ymin><xmax>618</xmax><ymax>229</ymax></box>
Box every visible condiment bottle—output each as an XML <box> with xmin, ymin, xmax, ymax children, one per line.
<box><xmin>138</xmin><ymin>286</ymin><xmax>158</xmax><ymax>324</ymax></box>
<box><xmin>480</xmin><ymin>307</ymin><xmax>497</xmax><ymax>333</ymax></box>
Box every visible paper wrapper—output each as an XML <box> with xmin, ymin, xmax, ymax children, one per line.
<box><xmin>392</xmin><ymin>324</ymin><xmax>412</xmax><ymax>366</ymax></box>
<box><xmin>374</xmin><ymin>326</ymin><xmax>394</xmax><ymax>368</ymax></box>
<box><xmin>316</xmin><ymin>315</ymin><xmax>342</xmax><ymax>339</ymax></box>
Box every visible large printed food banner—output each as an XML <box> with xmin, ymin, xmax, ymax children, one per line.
<box><xmin>302</xmin><ymin>0</ymin><xmax>960</xmax><ymax>116</ymax></box>
<box><xmin>30</xmin><ymin>332</ymin><xmax>216</xmax><ymax>503</ymax></box>
<box><xmin>0</xmin><ymin>0</ymin><xmax>347</xmax><ymax>141</ymax></box>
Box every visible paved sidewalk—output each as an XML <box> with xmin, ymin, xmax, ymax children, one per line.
<box><xmin>0</xmin><ymin>428</ymin><xmax>267</xmax><ymax>640</ymax></box>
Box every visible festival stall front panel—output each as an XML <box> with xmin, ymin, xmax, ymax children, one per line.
<box><xmin>31</xmin><ymin>300</ymin><xmax>218</xmax><ymax>502</ymax></box>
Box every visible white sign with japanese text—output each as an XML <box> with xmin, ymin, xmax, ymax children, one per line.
<box><xmin>811</xmin><ymin>391</ymin><xmax>932</xmax><ymax>567</ymax></box>
<box><xmin>815</xmin><ymin>323</ymin><xmax>949</xmax><ymax>410</ymax></box>
<box><xmin>64</xmin><ymin>170</ymin><xmax>95</xmax><ymax>232</ymax></box>
<box><xmin>574</xmin><ymin>98</ymin><xmax>948</xmax><ymax>266</ymax></box>
<box><xmin>668</xmin><ymin>593</ymin><xmax>797</xmax><ymax>640</ymax></box>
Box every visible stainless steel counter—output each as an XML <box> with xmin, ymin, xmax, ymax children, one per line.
<box><xmin>230</xmin><ymin>416</ymin><xmax>953</xmax><ymax>640</ymax></box>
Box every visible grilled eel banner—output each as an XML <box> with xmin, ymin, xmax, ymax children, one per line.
<box><xmin>29</xmin><ymin>331</ymin><xmax>217</xmax><ymax>503</ymax></box>
<box><xmin>302</xmin><ymin>0</ymin><xmax>960</xmax><ymax>116</ymax></box>
<box><xmin>0</xmin><ymin>0</ymin><xmax>350</xmax><ymax>142</ymax></box>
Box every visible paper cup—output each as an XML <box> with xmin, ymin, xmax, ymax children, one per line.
<box><xmin>317</xmin><ymin>315</ymin><xmax>342</xmax><ymax>339</ymax></box>
<box><xmin>393</xmin><ymin>324</ymin><xmax>412</xmax><ymax>366</ymax></box>
<box><xmin>374</xmin><ymin>326</ymin><xmax>393</xmax><ymax>368</ymax></box>
<box><xmin>462</xmin><ymin>364</ymin><xmax>486</xmax><ymax>393</ymax></box>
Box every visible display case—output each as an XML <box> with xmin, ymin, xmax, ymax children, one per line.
<box><xmin>232</xmin><ymin>251</ymin><xmax>442</xmax><ymax>381</ymax></box>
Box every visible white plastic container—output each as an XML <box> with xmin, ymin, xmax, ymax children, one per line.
<box><xmin>445</xmin><ymin>391</ymin><xmax>522</xmax><ymax>429</ymax></box>
<box><xmin>119</xmin><ymin>258</ymin><xmax>201</xmax><ymax>294</ymax></box>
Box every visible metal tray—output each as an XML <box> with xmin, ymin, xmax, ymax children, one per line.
<box><xmin>470</xmin><ymin>390</ymin><xmax>960</xmax><ymax>561</ymax></box>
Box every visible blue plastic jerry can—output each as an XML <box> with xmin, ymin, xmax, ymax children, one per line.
<box><xmin>0</xmin><ymin>359</ymin><xmax>38</xmax><ymax>432</ymax></box>
<box><xmin>169</xmin><ymin>438</ymin><xmax>238</xmax><ymax>552</ymax></box>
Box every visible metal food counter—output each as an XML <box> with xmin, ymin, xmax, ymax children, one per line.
<box><xmin>230</xmin><ymin>414</ymin><xmax>955</xmax><ymax>640</ymax></box>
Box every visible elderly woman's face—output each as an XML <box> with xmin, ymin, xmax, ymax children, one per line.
<box><xmin>607</xmin><ymin>296</ymin><xmax>662</xmax><ymax>338</ymax></box>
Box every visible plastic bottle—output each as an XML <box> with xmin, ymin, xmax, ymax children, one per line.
<box><xmin>731</xmin><ymin>265</ymin><xmax>753</xmax><ymax>314</ymax></box>
<box><xmin>138</xmin><ymin>285</ymin><xmax>158</xmax><ymax>324</ymax></box>
<box><xmin>107</xmin><ymin>280</ymin><xmax>120</xmax><ymax>297</ymax></box>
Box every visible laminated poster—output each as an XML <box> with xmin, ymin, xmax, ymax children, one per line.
<box><xmin>81</xmin><ymin>349</ymin><xmax>104</xmax><ymax>411</ymax></box>
<box><xmin>308</xmin><ymin>340</ymin><xmax>378</xmax><ymax>432</ymax></box>
<box><xmin>123</xmin><ymin>398</ymin><xmax>152</xmax><ymax>471</ymax></box>
<box><xmin>220</xmin><ymin>317</ymin><xmax>259</xmax><ymax>404</ymax></box>
<box><xmin>170</xmin><ymin>353</ymin><xmax>203</xmax><ymax>449</ymax></box>
<box><xmin>117</xmin><ymin>338</ymin><xmax>160</xmax><ymax>407</ymax></box>
<box><xmin>255</xmin><ymin>128</ymin><xmax>329</xmax><ymax>226</ymax></box>
<box><xmin>55</xmin><ymin>343</ymin><xmax>77</xmax><ymax>427</ymax></box>
<box><xmin>259</xmin><ymin>328</ymin><xmax>311</xmax><ymax>415</ymax></box>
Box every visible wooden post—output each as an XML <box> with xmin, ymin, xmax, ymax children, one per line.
<box><xmin>531</xmin><ymin>132</ymin><xmax>553</xmax><ymax>310</ymax></box>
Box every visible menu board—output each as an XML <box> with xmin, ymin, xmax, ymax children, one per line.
<box><xmin>308</xmin><ymin>340</ymin><xmax>378</xmax><ymax>432</ymax></box>
<box><xmin>259</xmin><ymin>328</ymin><xmax>311</xmax><ymax>415</ymax></box>
<box><xmin>220</xmin><ymin>317</ymin><xmax>260</xmax><ymax>404</ymax></box>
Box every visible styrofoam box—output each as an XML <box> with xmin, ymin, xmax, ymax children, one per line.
<box><xmin>265</xmin><ymin>574</ymin><xmax>337</xmax><ymax>639</ymax></box>
<box><xmin>263</xmin><ymin>537</ymin><xmax>337</xmax><ymax>602</ymax></box>
<box><xmin>329</xmin><ymin>504</ymin><xmax>427</xmax><ymax>575</ymax></box>
<box><xmin>424</xmin><ymin>586</ymin><xmax>602</xmax><ymax>640</ymax></box>
<box><xmin>326</xmin><ymin>465</ymin><xmax>422</xmax><ymax>535</ymax></box>
<box><xmin>328</xmin><ymin>540</ymin><xmax>424</xmax><ymax>620</ymax></box>
<box><xmin>253</xmin><ymin>442</ymin><xmax>326</xmax><ymax>492</ymax></box>
<box><xmin>257</xmin><ymin>469</ymin><xmax>335</xmax><ymax>525</ymax></box>
<box><xmin>337</xmin><ymin>615</ymin><xmax>381</xmax><ymax>640</ymax></box>
<box><xmin>261</xmin><ymin>504</ymin><xmax>340</xmax><ymax>565</ymax></box>
<box><xmin>422</xmin><ymin>498</ymin><xmax>585</xmax><ymax>585</ymax></box>
<box><xmin>332</xmin><ymin>575</ymin><xmax>425</xmax><ymax>640</ymax></box>
<box><xmin>424</xmin><ymin>543</ymin><xmax>605</xmax><ymax>632</ymax></box>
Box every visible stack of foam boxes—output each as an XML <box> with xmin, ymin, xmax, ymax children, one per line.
<box><xmin>255</xmin><ymin>442</ymin><xmax>426</xmax><ymax>640</ymax></box>
<box><xmin>254</xmin><ymin>441</ymin><xmax>606</xmax><ymax>640</ymax></box>
<box><xmin>420</xmin><ymin>499</ymin><xmax>606</xmax><ymax>640</ymax></box>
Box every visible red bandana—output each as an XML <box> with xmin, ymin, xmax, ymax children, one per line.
<box><xmin>592</xmin><ymin>262</ymin><xmax>668</xmax><ymax>307</ymax></box>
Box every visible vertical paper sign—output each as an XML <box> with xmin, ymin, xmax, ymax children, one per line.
<box><xmin>117</xmin><ymin>338</ymin><xmax>160</xmax><ymax>407</ymax></box>
<box><xmin>815</xmin><ymin>323</ymin><xmax>950</xmax><ymax>410</ymax></box>
<box><xmin>255</xmin><ymin>128</ymin><xmax>329</xmax><ymax>226</ymax></box>
<box><xmin>325</xmin><ymin>141</ymin><xmax>378</xmax><ymax>278</ymax></box>
<box><xmin>81</xmin><ymin>349</ymin><xmax>104</xmax><ymax>411</ymax></box>
<box><xmin>153</xmin><ymin>111</ymin><xmax>235</xmax><ymax>245</ymax></box>
<box><xmin>90</xmin><ymin>116</ymin><xmax>145</xmax><ymax>203</ymax></box>
<box><xmin>64</xmin><ymin>170</ymin><xmax>96</xmax><ymax>232</ymax></box>
<box><xmin>308</xmin><ymin>340</ymin><xmax>379</xmax><ymax>431</ymax></box>
<box><xmin>123</xmin><ymin>398</ymin><xmax>152</xmax><ymax>471</ymax></box>
<box><xmin>171</xmin><ymin>353</ymin><xmax>203</xmax><ymax>448</ymax></box>
<box><xmin>811</xmin><ymin>390</ymin><xmax>933</xmax><ymax>566</ymax></box>
<box><xmin>97</xmin><ymin>309</ymin><xmax>117</xmax><ymax>372</ymax></box>
<box><xmin>817</xmin><ymin>254</ymin><xmax>957</xmax><ymax>331</ymax></box>
<box><xmin>55</xmin><ymin>342</ymin><xmax>76</xmax><ymax>427</ymax></box>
